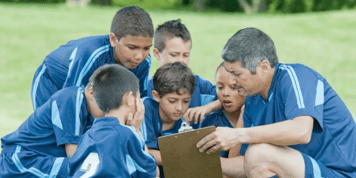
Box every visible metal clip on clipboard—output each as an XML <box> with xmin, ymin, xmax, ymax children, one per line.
<box><xmin>178</xmin><ymin>121</ymin><xmax>193</xmax><ymax>133</ymax></box>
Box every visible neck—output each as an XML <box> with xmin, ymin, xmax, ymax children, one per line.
<box><xmin>260</xmin><ymin>67</ymin><xmax>276</xmax><ymax>100</ymax></box>
<box><xmin>223</xmin><ymin>109</ymin><xmax>241</xmax><ymax>128</ymax></box>
<box><xmin>105</xmin><ymin>106</ymin><xmax>128</xmax><ymax>125</ymax></box>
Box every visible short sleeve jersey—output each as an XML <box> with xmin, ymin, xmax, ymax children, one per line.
<box><xmin>201</xmin><ymin>110</ymin><xmax>232</xmax><ymax>158</ymax></box>
<box><xmin>140</xmin><ymin>97</ymin><xmax>183</xmax><ymax>150</ymax></box>
<box><xmin>146</xmin><ymin>75</ymin><xmax>217</xmax><ymax>108</ymax></box>
<box><xmin>69</xmin><ymin>117</ymin><xmax>157</xmax><ymax>178</ymax></box>
<box><xmin>1</xmin><ymin>86</ymin><xmax>92</xmax><ymax>157</ymax></box>
<box><xmin>240</xmin><ymin>63</ymin><xmax>356</xmax><ymax>172</ymax></box>
<box><xmin>42</xmin><ymin>35</ymin><xmax>151</xmax><ymax>97</ymax></box>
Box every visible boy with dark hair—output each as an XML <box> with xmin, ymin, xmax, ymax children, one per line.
<box><xmin>31</xmin><ymin>6</ymin><xmax>154</xmax><ymax>111</ymax></box>
<box><xmin>201</xmin><ymin>62</ymin><xmax>246</xmax><ymax>177</ymax></box>
<box><xmin>147</xmin><ymin>19</ymin><xmax>220</xmax><ymax>127</ymax></box>
<box><xmin>69</xmin><ymin>64</ymin><xmax>158</xmax><ymax>177</ymax></box>
<box><xmin>140</xmin><ymin>62</ymin><xmax>195</xmax><ymax>178</ymax></box>
<box><xmin>0</xmin><ymin>69</ymin><xmax>105</xmax><ymax>177</ymax></box>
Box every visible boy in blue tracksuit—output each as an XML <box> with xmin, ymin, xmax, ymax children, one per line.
<box><xmin>0</xmin><ymin>72</ymin><xmax>105</xmax><ymax>177</ymax></box>
<box><xmin>31</xmin><ymin>6</ymin><xmax>154</xmax><ymax>110</ymax></box>
<box><xmin>147</xmin><ymin>19</ymin><xmax>221</xmax><ymax>128</ymax></box>
<box><xmin>140</xmin><ymin>62</ymin><xmax>195</xmax><ymax>177</ymax></box>
<box><xmin>69</xmin><ymin>64</ymin><xmax>158</xmax><ymax>177</ymax></box>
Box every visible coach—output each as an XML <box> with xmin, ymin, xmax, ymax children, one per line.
<box><xmin>197</xmin><ymin>28</ymin><xmax>356</xmax><ymax>178</ymax></box>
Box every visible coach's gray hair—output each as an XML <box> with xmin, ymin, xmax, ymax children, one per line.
<box><xmin>221</xmin><ymin>28</ymin><xmax>278</xmax><ymax>73</ymax></box>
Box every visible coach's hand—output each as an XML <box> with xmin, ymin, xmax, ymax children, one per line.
<box><xmin>126</xmin><ymin>98</ymin><xmax>145</xmax><ymax>132</ymax></box>
<box><xmin>196</xmin><ymin>127</ymin><xmax>241</xmax><ymax>154</ymax></box>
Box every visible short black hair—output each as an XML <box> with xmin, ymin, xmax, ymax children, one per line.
<box><xmin>154</xmin><ymin>19</ymin><xmax>191</xmax><ymax>52</ymax></box>
<box><xmin>221</xmin><ymin>28</ymin><xmax>278</xmax><ymax>72</ymax></box>
<box><xmin>153</xmin><ymin>62</ymin><xmax>195</xmax><ymax>97</ymax></box>
<box><xmin>90</xmin><ymin>64</ymin><xmax>139</xmax><ymax>113</ymax></box>
<box><xmin>110</xmin><ymin>6</ymin><xmax>154</xmax><ymax>41</ymax></box>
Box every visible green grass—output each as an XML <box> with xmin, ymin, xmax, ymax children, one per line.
<box><xmin>0</xmin><ymin>3</ymin><xmax>355</xmax><ymax>142</ymax></box>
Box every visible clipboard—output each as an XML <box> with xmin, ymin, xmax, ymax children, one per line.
<box><xmin>158</xmin><ymin>126</ymin><xmax>223</xmax><ymax>178</ymax></box>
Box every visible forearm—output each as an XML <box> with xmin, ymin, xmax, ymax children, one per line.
<box><xmin>207</xmin><ymin>100</ymin><xmax>222</xmax><ymax>112</ymax></box>
<box><xmin>221</xmin><ymin>156</ymin><xmax>245</xmax><ymax>178</ymax></box>
<box><xmin>238</xmin><ymin>116</ymin><xmax>313</xmax><ymax>146</ymax></box>
<box><xmin>65</xmin><ymin>144</ymin><xmax>78</xmax><ymax>158</ymax></box>
<box><xmin>148</xmin><ymin>149</ymin><xmax>162</xmax><ymax>165</ymax></box>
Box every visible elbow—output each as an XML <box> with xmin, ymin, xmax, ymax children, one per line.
<box><xmin>298</xmin><ymin>129</ymin><xmax>312</xmax><ymax>144</ymax></box>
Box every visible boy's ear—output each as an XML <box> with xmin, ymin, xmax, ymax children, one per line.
<box><xmin>152</xmin><ymin>90</ymin><xmax>161</xmax><ymax>102</ymax></box>
<box><xmin>109</xmin><ymin>32</ymin><xmax>117</xmax><ymax>48</ymax></box>
<box><xmin>153</xmin><ymin>48</ymin><xmax>161</xmax><ymax>61</ymax></box>
<box><xmin>123</xmin><ymin>91</ymin><xmax>135</xmax><ymax>107</ymax></box>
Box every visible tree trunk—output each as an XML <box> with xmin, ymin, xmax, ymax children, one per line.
<box><xmin>193</xmin><ymin>0</ymin><xmax>206</xmax><ymax>11</ymax></box>
<box><xmin>237</xmin><ymin>0</ymin><xmax>266</xmax><ymax>13</ymax></box>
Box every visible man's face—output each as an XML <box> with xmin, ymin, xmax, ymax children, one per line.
<box><xmin>110</xmin><ymin>33</ymin><xmax>153</xmax><ymax>69</ymax></box>
<box><xmin>224</xmin><ymin>61</ymin><xmax>262</xmax><ymax>97</ymax></box>
<box><xmin>156</xmin><ymin>90</ymin><xmax>191</xmax><ymax>122</ymax></box>
<box><xmin>155</xmin><ymin>37</ymin><xmax>191</xmax><ymax>67</ymax></box>
<box><xmin>216</xmin><ymin>67</ymin><xmax>245</xmax><ymax>113</ymax></box>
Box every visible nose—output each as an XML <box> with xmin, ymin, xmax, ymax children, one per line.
<box><xmin>175</xmin><ymin>101</ymin><xmax>183</xmax><ymax>111</ymax></box>
<box><xmin>222</xmin><ymin>88</ymin><xmax>230</xmax><ymax>96</ymax></box>
<box><xmin>135</xmin><ymin>51</ymin><xmax>145</xmax><ymax>62</ymax></box>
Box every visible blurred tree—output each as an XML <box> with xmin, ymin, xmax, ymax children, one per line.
<box><xmin>237</xmin><ymin>0</ymin><xmax>266</xmax><ymax>13</ymax></box>
<box><xmin>193</xmin><ymin>0</ymin><xmax>206</xmax><ymax>11</ymax></box>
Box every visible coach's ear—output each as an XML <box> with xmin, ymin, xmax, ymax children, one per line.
<box><xmin>152</xmin><ymin>90</ymin><xmax>161</xmax><ymax>103</ymax></box>
<box><xmin>153</xmin><ymin>48</ymin><xmax>161</xmax><ymax>62</ymax></box>
<box><xmin>109</xmin><ymin>32</ymin><xmax>117</xmax><ymax>48</ymax></box>
<box><xmin>257</xmin><ymin>59</ymin><xmax>271</xmax><ymax>75</ymax></box>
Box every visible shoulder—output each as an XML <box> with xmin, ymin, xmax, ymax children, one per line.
<box><xmin>143</xmin><ymin>97</ymin><xmax>157</xmax><ymax>107</ymax></box>
<box><xmin>277</xmin><ymin>63</ymin><xmax>322</xmax><ymax>83</ymax></box>
<box><xmin>52</xmin><ymin>86</ymin><xmax>84</xmax><ymax>101</ymax></box>
<box><xmin>202</xmin><ymin>110</ymin><xmax>223</xmax><ymax>126</ymax></box>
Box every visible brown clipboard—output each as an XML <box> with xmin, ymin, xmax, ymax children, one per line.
<box><xmin>158</xmin><ymin>126</ymin><xmax>223</xmax><ymax>178</ymax></box>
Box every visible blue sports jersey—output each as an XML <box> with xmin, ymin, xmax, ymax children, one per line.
<box><xmin>31</xmin><ymin>35</ymin><xmax>151</xmax><ymax>109</ymax></box>
<box><xmin>240</xmin><ymin>63</ymin><xmax>356</xmax><ymax>174</ymax></box>
<box><xmin>69</xmin><ymin>117</ymin><xmax>157</xmax><ymax>178</ymax></box>
<box><xmin>2</xmin><ymin>86</ymin><xmax>92</xmax><ymax>157</ymax></box>
<box><xmin>201</xmin><ymin>110</ymin><xmax>232</xmax><ymax>158</ymax></box>
<box><xmin>140</xmin><ymin>97</ymin><xmax>184</xmax><ymax>178</ymax></box>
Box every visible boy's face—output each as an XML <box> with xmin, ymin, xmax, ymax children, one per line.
<box><xmin>154</xmin><ymin>90</ymin><xmax>191</xmax><ymax>122</ymax></box>
<box><xmin>110</xmin><ymin>33</ymin><xmax>153</xmax><ymax>69</ymax></box>
<box><xmin>216</xmin><ymin>67</ymin><xmax>245</xmax><ymax>113</ymax></box>
<box><xmin>154</xmin><ymin>37</ymin><xmax>191</xmax><ymax>67</ymax></box>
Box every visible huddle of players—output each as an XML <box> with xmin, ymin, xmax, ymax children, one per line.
<box><xmin>0</xmin><ymin>6</ymin><xmax>243</xmax><ymax>178</ymax></box>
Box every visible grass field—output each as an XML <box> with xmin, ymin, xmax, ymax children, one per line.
<box><xmin>0</xmin><ymin>3</ymin><xmax>355</xmax><ymax>141</ymax></box>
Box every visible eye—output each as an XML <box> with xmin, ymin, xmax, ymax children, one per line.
<box><xmin>183</xmin><ymin>54</ymin><xmax>190</xmax><ymax>58</ymax></box>
<box><xmin>170</xmin><ymin>54</ymin><xmax>177</xmax><ymax>57</ymax></box>
<box><xmin>144</xmin><ymin>47</ymin><xmax>151</xmax><ymax>50</ymax></box>
<box><xmin>128</xmin><ymin>46</ymin><xmax>137</xmax><ymax>50</ymax></box>
<box><xmin>184</xmin><ymin>100</ymin><xmax>190</xmax><ymax>103</ymax></box>
<box><xmin>168</xmin><ymin>100</ymin><xmax>176</xmax><ymax>103</ymax></box>
<box><xmin>217</xmin><ymin>86</ymin><xmax>223</xmax><ymax>90</ymax></box>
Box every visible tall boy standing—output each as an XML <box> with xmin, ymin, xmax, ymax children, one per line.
<box><xmin>69</xmin><ymin>64</ymin><xmax>157</xmax><ymax>177</ymax></box>
<box><xmin>147</xmin><ymin>19</ymin><xmax>221</xmax><ymax>126</ymax></box>
<box><xmin>1</xmin><ymin>73</ymin><xmax>105</xmax><ymax>177</ymax></box>
<box><xmin>31</xmin><ymin>6</ymin><xmax>154</xmax><ymax>110</ymax></box>
<box><xmin>141</xmin><ymin>62</ymin><xmax>196</xmax><ymax>177</ymax></box>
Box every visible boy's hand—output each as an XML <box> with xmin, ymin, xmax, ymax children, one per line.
<box><xmin>183</xmin><ymin>105</ymin><xmax>213</xmax><ymax>124</ymax></box>
<box><xmin>126</xmin><ymin>98</ymin><xmax>145</xmax><ymax>132</ymax></box>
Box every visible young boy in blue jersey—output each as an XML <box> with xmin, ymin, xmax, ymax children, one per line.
<box><xmin>147</xmin><ymin>19</ymin><xmax>221</xmax><ymax>127</ymax></box>
<box><xmin>69</xmin><ymin>64</ymin><xmax>158</xmax><ymax>177</ymax></box>
<box><xmin>140</xmin><ymin>62</ymin><xmax>195</xmax><ymax>177</ymax></box>
<box><xmin>201</xmin><ymin>62</ymin><xmax>246</xmax><ymax>178</ymax></box>
<box><xmin>31</xmin><ymin>6</ymin><xmax>153</xmax><ymax>111</ymax></box>
<box><xmin>0</xmin><ymin>70</ymin><xmax>105</xmax><ymax>177</ymax></box>
<box><xmin>197</xmin><ymin>28</ymin><xmax>356</xmax><ymax>177</ymax></box>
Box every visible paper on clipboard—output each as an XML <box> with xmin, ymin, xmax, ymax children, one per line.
<box><xmin>158</xmin><ymin>126</ymin><xmax>223</xmax><ymax>178</ymax></box>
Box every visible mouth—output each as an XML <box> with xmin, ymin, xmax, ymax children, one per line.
<box><xmin>173</xmin><ymin>113</ymin><xmax>182</xmax><ymax>117</ymax></box>
<box><xmin>222</xmin><ymin>100</ymin><xmax>233</xmax><ymax>107</ymax></box>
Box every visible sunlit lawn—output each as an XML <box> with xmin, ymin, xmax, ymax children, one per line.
<box><xmin>1</xmin><ymin>3</ymin><xmax>355</xmax><ymax>141</ymax></box>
